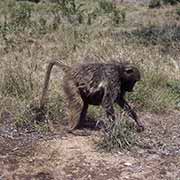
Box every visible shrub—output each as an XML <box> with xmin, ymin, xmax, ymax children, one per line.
<box><xmin>98</xmin><ymin>0</ymin><xmax>114</xmax><ymax>14</ymax></box>
<box><xmin>167</xmin><ymin>80</ymin><xmax>180</xmax><ymax>94</ymax></box>
<box><xmin>1</xmin><ymin>65</ymin><xmax>33</xmax><ymax>99</ymax></box>
<box><xmin>16</xmin><ymin>0</ymin><xmax>40</xmax><ymax>3</ymax></box>
<box><xmin>128</xmin><ymin>71</ymin><xmax>179</xmax><ymax>112</ymax></box>
<box><xmin>98</xmin><ymin>113</ymin><xmax>137</xmax><ymax>152</ymax></box>
<box><xmin>149</xmin><ymin>0</ymin><xmax>161</xmax><ymax>8</ymax></box>
<box><xmin>11</xmin><ymin>2</ymin><xmax>34</xmax><ymax>30</ymax></box>
<box><xmin>176</xmin><ymin>7</ymin><xmax>180</xmax><ymax>16</ymax></box>
<box><xmin>128</xmin><ymin>24</ymin><xmax>180</xmax><ymax>46</ymax></box>
<box><xmin>112</xmin><ymin>8</ymin><xmax>126</xmax><ymax>25</ymax></box>
<box><xmin>162</xmin><ymin>0</ymin><xmax>180</xmax><ymax>5</ymax></box>
<box><xmin>167</xmin><ymin>80</ymin><xmax>180</xmax><ymax>108</ymax></box>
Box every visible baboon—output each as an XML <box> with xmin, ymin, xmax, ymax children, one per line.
<box><xmin>40</xmin><ymin>60</ymin><xmax>144</xmax><ymax>132</ymax></box>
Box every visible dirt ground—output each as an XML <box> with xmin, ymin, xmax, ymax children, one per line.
<box><xmin>0</xmin><ymin>110</ymin><xmax>180</xmax><ymax>180</ymax></box>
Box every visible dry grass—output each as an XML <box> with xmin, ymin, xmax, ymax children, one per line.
<box><xmin>0</xmin><ymin>0</ymin><xmax>180</xmax><ymax>149</ymax></box>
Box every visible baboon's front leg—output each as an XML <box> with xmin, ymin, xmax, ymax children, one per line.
<box><xmin>101</xmin><ymin>87</ymin><xmax>115</xmax><ymax>122</ymax></box>
<box><xmin>116</xmin><ymin>95</ymin><xmax>144</xmax><ymax>132</ymax></box>
<box><xmin>79</xmin><ymin>103</ymin><xmax>89</xmax><ymax>126</ymax></box>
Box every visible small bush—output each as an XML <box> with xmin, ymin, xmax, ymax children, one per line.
<box><xmin>16</xmin><ymin>0</ymin><xmax>40</xmax><ymax>3</ymax></box>
<box><xmin>1</xmin><ymin>65</ymin><xmax>33</xmax><ymax>99</ymax></box>
<box><xmin>11</xmin><ymin>2</ymin><xmax>34</xmax><ymax>30</ymax></box>
<box><xmin>167</xmin><ymin>80</ymin><xmax>180</xmax><ymax>94</ymax></box>
<box><xmin>176</xmin><ymin>7</ymin><xmax>180</xmax><ymax>16</ymax></box>
<box><xmin>14</xmin><ymin>101</ymin><xmax>50</xmax><ymax>132</ymax></box>
<box><xmin>128</xmin><ymin>71</ymin><xmax>179</xmax><ymax>112</ymax></box>
<box><xmin>46</xmin><ymin>94</ymin><xmax>65</xmax><ymax>124</ymax></box>
<box><xmin>149</xmin><ymin>0</ymin><xmax>161</xmax><ymax>8</ymax></box>
<box><xmin>98</xmin><ymin>0</ymin><xmax>114</xmax><ymax>14</ymax></box>
<box><xmin>162</xmin><ymin>0</ymin><xmax>180</xmax><ymax>5</ymax></box>
<box><xmin>112</xmin><ymin>8</ymin><xmax>126</xmax><ymax>25</ymax></box>
<box><xmin>128</xmin><ymin>24</ymin><xmax>180</xmax><ymax>46</ymax></box>
<box><xmin>167</xmin><ymin>80</ymin><xmax>180</xmax><ymax>108</ymax></box>
<box><xmin>98</xmin><ymin>113</ymin><xmax>136</xmax><ymax>152</ymax></box>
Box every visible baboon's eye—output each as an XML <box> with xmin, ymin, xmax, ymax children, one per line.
<box><xmin>125</xmin><ymin>68</ymin><xmax>133</xmax><ymax>74</ymax></box>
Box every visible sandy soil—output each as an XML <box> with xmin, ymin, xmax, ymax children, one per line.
<box><xmin>0</xmin><ymin>110</ymin><xmax>180</xmax><ymax>180</ymax></box>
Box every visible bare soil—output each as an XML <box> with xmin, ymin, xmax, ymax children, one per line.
<box><xmin>0</xmin><ymin>111</ymin><xmax>180</xmax><ymax>180</ymax></box>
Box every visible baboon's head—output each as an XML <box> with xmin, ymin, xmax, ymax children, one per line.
<box><xmin>121</xmin><ymin>65</ymin><xmax>141</xmax><ymax>92</ymax></box>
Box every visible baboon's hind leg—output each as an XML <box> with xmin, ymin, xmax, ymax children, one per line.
<box><xmin>79</xmin><ymin>103</ymin><xmax>88</xmax><ymax>127</ymax></box>
<box><xmin>63</xmin><ymin>77</ymin><xmax>84</xmax><ymax>131</ymax></box>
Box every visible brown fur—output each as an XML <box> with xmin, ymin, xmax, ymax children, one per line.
<box><xmin>40</xmin><ymin>60</ymin><xmax>144</xmax><ymax>132</ymax></box>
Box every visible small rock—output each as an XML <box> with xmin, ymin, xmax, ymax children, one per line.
<box><xmin>124</xmin><ymin>162</ymin><xmax>132</xmax><ymax>166</ymax></box>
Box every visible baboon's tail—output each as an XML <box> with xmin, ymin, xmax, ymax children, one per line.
<box><xmin>40</xmin><ymin>60</ymin><xmax>70</xmax><ymax>109</ymax></box>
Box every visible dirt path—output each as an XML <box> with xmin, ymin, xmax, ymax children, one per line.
<box><xmin>0</xmin><ymin>111</ymin><xmax>180</xmax><ymax>180</ymax></box>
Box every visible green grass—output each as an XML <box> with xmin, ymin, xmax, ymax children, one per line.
<box><xmin>128</xmin><ymin>71</ymin><xmax>179</xmax><ymax>112</ymax></box>
<box><xmin>176</xmin><ymin>7</ymin><xmax>180</xmax><ymax>15</ymax></box>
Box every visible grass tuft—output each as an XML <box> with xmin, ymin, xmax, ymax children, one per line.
<box><xmin>98</xmin><ymin>113</ymin><xmax>137</xmax><ymax>152</ymax></box>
